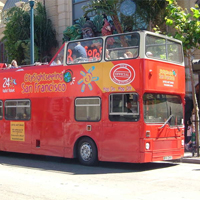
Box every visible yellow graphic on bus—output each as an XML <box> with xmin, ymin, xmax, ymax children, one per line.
<box><xmin>82</xmin><ymin>62</ymin><xmax>135</xmax><ymax>92</ymax></box>
<box><xmin>10</xmin><ymin>122</ymin><xmax>25</xmax><ymax>141</ymax></box>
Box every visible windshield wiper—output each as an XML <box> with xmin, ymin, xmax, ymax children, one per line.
<box><xmin>160</xmin><ymin>114</ymin><xmax>174</xmax><ymax>129</ymax></box>
<box><xmin>159</xmin><ymin>114</ymin><xmax>181</xmax><ymax>131</ymax></box>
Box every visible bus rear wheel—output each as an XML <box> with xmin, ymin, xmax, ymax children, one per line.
<box><xmin>77</xmin><ymin>137</ymin><xmax>98</xmax><ymax>166</ymax></box>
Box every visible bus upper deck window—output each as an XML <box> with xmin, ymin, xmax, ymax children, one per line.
<box><xmin>105</xmin><ymin>33</ymin><xmax>139</xmax><ymax>61</ymax></box>
<box><xmin>146</xmin><ymin>34</ymin><xmax>183</xmax><ymax>63</ymax></box>
<box><xmin>67</xmin><ymin>38</ymin><xmax>103</xmax><ymax>64</ymax></box>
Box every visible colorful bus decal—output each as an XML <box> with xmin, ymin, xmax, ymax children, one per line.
<box><xmin>110</xmin><ymin>63</ymin><xmax>136</xmax><ymax>85</ymax></box>
<box><xmin>21</xmin><ymin>71</ymin><xmax>67</xmax><ymax>94</ymax></box>
<box><xmin>63</xmin><ymin>69</ymin><xmax>76</xmax><ymax>85</ymax></box>
<box><xmin>2</xmin><ymin>77</ymin><xmax>17</xmax><ymax>93</ymax></box>
<box><xmin>78</xmin><ymin>66</ymin><xmax>99</xmax><ymax>92</ymax></box>
<box><xmin>158</xmin><ymin>68</ymin><xmax>178</xmax><ymax>88</ymax></box>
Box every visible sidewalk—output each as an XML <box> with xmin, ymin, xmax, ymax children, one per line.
<box><xmin>173</xmin><ymin>150</ymin><xmax>200</xmax><ymax>164</ymax></box>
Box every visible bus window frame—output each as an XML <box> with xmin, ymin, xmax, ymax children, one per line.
<box><xmin>5</xmin><ymin>99</ymin><xmax>31</xmax><ymax>121</ymax></box>
<box><xmin>75</xmin><ymin>97</ymin><xmax>101</xmax><ymax>122</ymax></box>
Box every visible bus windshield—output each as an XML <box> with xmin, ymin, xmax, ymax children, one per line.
<box><xmin>143</xmin><ymin>94</ymin><xmax>183</xmax><ymax>126</ymax></box>
<box><xmin>145</xmin><ymin>34</ymin><xmax>183</xmax><ymax>63</ymax></box>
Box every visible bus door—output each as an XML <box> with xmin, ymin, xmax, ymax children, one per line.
<box><xmin>101</xmin><ymin>93</ymin><xmax>140</xmax><ymax>162</ymax></box>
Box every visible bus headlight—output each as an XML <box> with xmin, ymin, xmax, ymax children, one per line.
<box><xmin>146</xmin><ymin>142</ymin><xmax>150</xmax><ymax>150</ymax></box>
<box><xmin>181</xmin><ymin>140</ymin><xmax>184</xmax><ymax>146</ymax></box>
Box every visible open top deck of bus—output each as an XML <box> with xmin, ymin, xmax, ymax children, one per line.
<box><xmin>48</xmin><ymin>30</ymin><xmax>184</xmax><ymax>67</ymax></box>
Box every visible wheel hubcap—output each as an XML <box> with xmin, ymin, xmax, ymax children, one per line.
<box><xmin>80</xmin><ymin>142</ymin><xmax>92</xmax><ymax>161</ymax></box>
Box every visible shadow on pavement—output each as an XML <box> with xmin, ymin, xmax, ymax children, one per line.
<box><xmin>0</xmin><ymin>151</ymin><xmax>178</xmax><ymax>175</ymax></box>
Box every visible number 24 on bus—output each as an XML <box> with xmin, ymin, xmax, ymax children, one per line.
<box><xmin>0</xmin><ymin>31</ymin><xmax>185</xmax><ymax>165</ymax></box>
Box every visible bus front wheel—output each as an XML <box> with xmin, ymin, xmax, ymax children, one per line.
<box><xmin>77</xmin><ymin>137</ymin><xmax>98</xmax><ymax>166</ymax></box>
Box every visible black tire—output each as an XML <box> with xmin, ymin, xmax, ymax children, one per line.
<box><xmin>77</xmin><ymin>137</ymin><xmax>98</xmax><ymax>166</ymax></box>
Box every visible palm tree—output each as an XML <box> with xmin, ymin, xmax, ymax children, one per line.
<box><xmin>82</xmin><ymin>0</ymin><xmax>124</xmax><ymax>34</ymax></box>
<box><xmin>82</xmin><ymin>0</ymin><xmax>166</xmax><ymax>33</ymax></box>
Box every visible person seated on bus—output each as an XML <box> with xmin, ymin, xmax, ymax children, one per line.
<box><xmin>124</xmin><ymin>51</ymin><xmax>134</xmax><ymax>58</ymax></box>
<box><xmin>50</xmin><ymin>54</ymin><xmax>62</xmax><ymax>66</ymax></box>
<box><xmin>105</xmin><ymin>49</ymin><xmax>111</xmax><ymax>60</ymax></box>
<box><xmin>6</xmin><ymin>64</ymin><xmax>11</xmax><ymax>69</ymax></box>
<box><xmin>168</xmin><ymin>53</ymin><xmax>175</xmax><ymax>61</ymax></box>
<box><xmin>110</xmin><ymin>51</ymin><xmax>117</xmax><ymax>59</ymax></box>
<box><xmin>146</xmin><ymin>51</ymin><xmax>153</xmax><ymax>57</ymax></box>
<box><xmin>73</xmin><ymin>42</ymin><xmax>87</xmax><ymax>62</ymax></box>
<box><xmin>10</xmin><ymin>60</ymin><xmax>19</xmax><ymax>69</ymax></box>
<box><xmin>125</xmin><ymin>102</ymin><xmax>133</xmax><ymax>113</ymax></box>
<box><xmin>22</xmin><ymin>113</ymin><xmax>27</xmax><ymax>120</ymax></box>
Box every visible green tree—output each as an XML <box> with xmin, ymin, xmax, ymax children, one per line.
<box><xmin>82</xmin><ymin>0</ymin><xmax>166</xmax><ymax>33</ymax></box>
<box><xmin>3</xmin><ymin>2</ymin><xmax>57</xmax><ymax>64</ymax></box>
<box><xmin>82</xmin><ymin>0</ymin><xmax>123</xmax><ymax>33</ymax></box>
<box><xmin>3</xmin><ymin>7</ymin><xmax>32</xmax><ymax>64</ymax></box>
<box><xmin>164</xmin><ymin>0</ymin><xmax>200</xmax><ymax>156</ymax></box>
<box><xmin>136</xmin><ymin>0</ymin><xmax>166</xmax><ymax>31</ymax></box>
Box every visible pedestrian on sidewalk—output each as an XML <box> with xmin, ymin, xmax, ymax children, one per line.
<box><xmin>185</xmin><ymin>120</ymin><xmax>192</xmax><ymax>150</ymax></box>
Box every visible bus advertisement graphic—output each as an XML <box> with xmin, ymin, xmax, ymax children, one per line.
<box><xmin>110</xmin><ymin>63</ymin><xmax>135</xmax><ymax>85</ymax></box>
<box><xmin>21</xmin><ymin>71</ymin><xmax>67</xmax><ymax>94</ymax></box>
<box><xmin>158</xmin><ymin>68</ymin><xmax>178</xmax><ymax>88</ymax></box>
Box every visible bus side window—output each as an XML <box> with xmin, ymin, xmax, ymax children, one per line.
<box><xmin>109</xmin><ymin>93</ymin><xmax>139</xmax><ymax>122</ymax></box>
<box><xmin>5</xmin><ymin>99</ymin><xmax>31</xmax><ymax>121</ymax></box>
<box><xmin>75</xmin><ymin>97</ymin><xmax>101</xmax><ymax>121</ymax></box>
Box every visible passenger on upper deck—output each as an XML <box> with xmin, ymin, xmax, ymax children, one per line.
<box><xmin>124</xmin><ymin>51</ymin><xmax>134</xmax><ymax>58</ymax></box>
<box><xmin>146</xmin><ymin>51</ymin><xmax>153</xmax><ymax>57</ymax></box>
<box><xmin>10</xmin><ymin>60</ymin><xmax>19</xmax><ymax>69</ymax></box>
<box><xmin>6</xmin><ymin>64</ymin><xmax>11</xmax><ymax>69</ymax></box>
<box><xmin>74</xmin><ymin>42</ymin><xmax>87</xmax><ymax>59</ymax></box>
<box><xmin>105</xmin><ymin>49</ymin><xmax>111</xmax><ymax>60</ymax></box>
<box><xmin>50</xmin><ymin>54</ymin><xmax>62</xmax><ymax>66</ymax></box>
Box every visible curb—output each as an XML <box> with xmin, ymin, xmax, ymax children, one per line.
<box><xmin>171</xmin><ymin>154</ymin><xmax>200</xmax><ymax>164</ymax></box>
<box><xmin>180</xmin><ymin>157</ymin><xmax>200</xmax><ymax>164</ymax></box>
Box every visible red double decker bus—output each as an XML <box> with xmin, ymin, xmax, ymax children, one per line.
<box><xmin>0</xmin><ymin>31</ymin><xmax>185</xmax><ymax>165</ymax></box>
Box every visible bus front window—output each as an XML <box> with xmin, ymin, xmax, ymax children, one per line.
<box><xmin>143</xmin><ymin>94</ymin><xmax>183</xmax><ymax>126</ymax></box>
<box><xmin>145</xmin><ymin>34</ymin><xmax>183</xmax><ymax>63</ymax></box>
